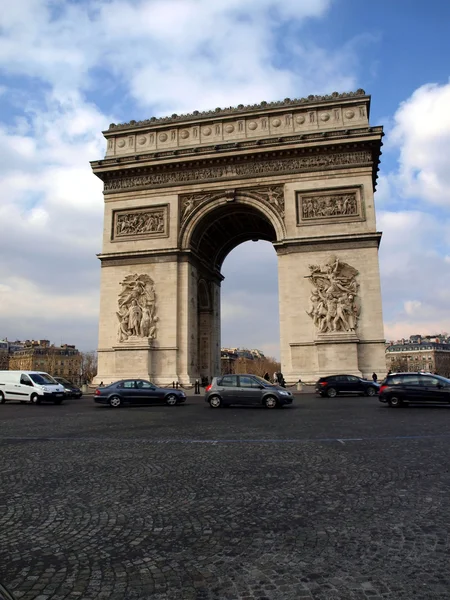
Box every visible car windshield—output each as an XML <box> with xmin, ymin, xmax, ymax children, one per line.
<box><xmin>252</xmin><ymin>375</ymin><xmax>276</xmax><ymax>387</ymax></box>
<box><xmin>29</xmin><ymin>373</ymin><xmax>58</xmax><ymax>385</ymax></box>
<box><xmin>56</xmin><ymin>377</ymin><xmax>73</xmax><ymax>386</ymax></box>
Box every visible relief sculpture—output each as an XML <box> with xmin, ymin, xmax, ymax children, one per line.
<box><xmin>301</xmin><ymin>193</ymin><xmax>358</xmax><ymax>220</ymax></box>
<box><xmin>180</xmin><ymin>194</ymin><xmax>211</xmax><ymax>224</ymax></box>
<box><xmin>255</xmin><ymin>186</ymin><xmax>285</xmax><ymax>218</ymax></box>
<box><xmin>115</xmin><ymin>209</ymin><xmax>165</xmax><ymax>238</ymax></box>
<box><xmin>117</xmin><ymin>274</ymin><xmax>158</xmax><ymax>342</ymax></box>
<box><xmin>105</xmin><ymin>151</ymin><xmax>372</xmax><ymax>192</ymax></box>
<box><xmin>306</xmin><ymin>256</ymin><xmax>360</xmax><ymax>334</ymax></box>
<box><xmin>180</xmin><ymin>185</ymin><xmax>285</xmax><ymax>226</ymax></box>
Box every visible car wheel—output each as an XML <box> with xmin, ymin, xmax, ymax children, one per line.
<box><xmin>389</xmin><ymin>395</ymin><xmax>402</xmax><ymax>408</ymax></box>
<box><xmin>209</xmin><ymin>395</ymin><xmax>222</xmax><ymax>408</ymax></box>
<box><xmin>264</xmin><ymin>395</ymin><xmax>278</xmax><ymax>409</ymax></box>
<box><xmin>31</xmin><ymin>393</ymin><xmax>41</xmax><ymax>405</ymax></box>
<box><xmin>165</xmin><ymin>394</ymin><xmax>178</xmax><ymax>406</ymax></box>
<box><xmin>109</xmin><ymin>395</ymin><xmax>122</xmax><ymax>408</ymax></box>
<box><xmin>366</xmin><ymin>387</ymin><xmax>377</xmax><ymax>397</ymax></box>
<box><xmin>327</xmin><ymin>387</ymin><xmax>337</xmax><ymax>398</ymax></box>
<box><xmin>0</xmin><ymin>392</ymin><xmax>5</xmax><ymax>404</ymax></box>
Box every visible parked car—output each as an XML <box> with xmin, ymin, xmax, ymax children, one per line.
<box><xmin>204</xmin><ymin>374</ymin><xmax>293</xmax><ymax>408</ymax></box>
<box><xmin>94</xmin><ymin>379</ymin><xmax>186</xmax><ymax>407</ymax></box>
<box><xmin>379</xmin><ymin>372</ymin><xmax>450</xmax><ymax>407</ymax></box>
<box><xmin>54</xmin><ymin>377</ymin><xmax>82</xmax><ymax>399</ymax></box>
<box><xmin>315</xmin><ymin>374</ymin><xmax>379</xmax><ymax>398</ymax></box>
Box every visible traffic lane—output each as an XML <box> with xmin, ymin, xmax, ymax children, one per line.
<box><xmin>2</xmin><ymin>411</ymin><xmax>450</xmax><ymax>599</ymax></box>
<box><xmin>2</xmin><ymin>394</ymin><xmax>450</xmax><ymax>443</ymax></box>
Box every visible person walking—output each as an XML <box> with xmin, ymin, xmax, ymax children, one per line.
<box><xmin>372</xmin><ymin>372</ymin><xmax>378</xmax><ymax>383</ymax></box>
<box><xmin>263</xmin><ymin>372</ymin><xmax>270</xmax><ymax>381</ymax></box>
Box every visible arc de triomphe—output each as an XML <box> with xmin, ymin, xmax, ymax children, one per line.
<box><xmin>91</xmin><ymin>89</ymin><xmax>386</xmax><ymax>385</ymax></box>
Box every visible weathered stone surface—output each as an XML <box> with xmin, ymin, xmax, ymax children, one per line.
<box><xmin>91</xmin><ymin>92</ymin><xmax>386</xmax><ymax>385</ymax></box>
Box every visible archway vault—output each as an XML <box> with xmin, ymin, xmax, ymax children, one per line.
<box><xmin>180</xmin><ymin>189</ymin><xmax>285</xmax><ymax>270</ymax></box>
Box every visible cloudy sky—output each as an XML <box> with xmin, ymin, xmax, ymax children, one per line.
<box><xmin>0</xmin><ymin>0</ymin><xmax>449</xmax><ymax>357</ymax></box>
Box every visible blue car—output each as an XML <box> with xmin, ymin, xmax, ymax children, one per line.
<box><xmin>94</xmin><ymin>379</ymin><xmax>186</xmax><ymax>408</ymax></box>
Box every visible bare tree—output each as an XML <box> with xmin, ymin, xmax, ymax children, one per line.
<box><xmin>80</xmin><ymin>351</ymin><xmax>98</xmax><ymax>384</ymax></box>
<box><xmin>233</xmin><ymin>356</ymin><xmax>281</xmax><ymax>378</ymax></box>
<box><xmin>390</xmin><ymin>357</ymin><xmax>408</xmax><ymax>373</ymax></box>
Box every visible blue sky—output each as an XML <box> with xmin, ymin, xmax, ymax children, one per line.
<box><xmin>0</xmin><ymin>0</ymin><xmax>449</xmax><ymax>357</ymax></box>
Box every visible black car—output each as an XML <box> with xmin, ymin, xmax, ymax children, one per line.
<box><xmin>94</xmin><ymin>379</ymin><xmax>186</xmax><ymax>407</ymax></box>
<box><xmin>379</xmin><ymin>372</ymin><xmax>450</xmax><ymax>407</ymax></box>
<box><xmin>204</xmin><ymin>374</ymin><xmax>293</xmax><ymax>408</ymax></box>
<box><xmin>316</xmin><ymin>374</ymin><xmax>379</xmax><ymax>398</ymax></box>
<box><xmin>54</xmin><ymin>377</ymin><xmax>82</xmax><ymax>399</ymax></box>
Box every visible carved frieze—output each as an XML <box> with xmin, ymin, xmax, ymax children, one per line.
<box><xmin>117</xmin><ymin>274</ymin><xmax>158</xmax><ymax>342</ymax></box>
<box><xmin>306</xmin><ymin>256</ymin><xmax>360</xmax><ymax>334</ymax></box>
<box><xmin>297</xmin><ymin>188</ymin><xmax>363</xmax><ymax>225</ymax></box>
<box><xmin>179</xmin><ymin>184</ymin><xmax>285</xmax><ymax>227</ymax></box>
<box><xmin>105</xmin><ymin>151</ymin><xmax>372</xmax><ymax>193</ymax></box>
<box><xmin>112</xmin><ymin>206</ymin><xmax>168</xmax><ymax>240</ymax></box>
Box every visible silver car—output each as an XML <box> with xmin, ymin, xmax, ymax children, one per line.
<box><xmin>204</xmin><ymin>374</ymin><xmax>293</xmax><ymax>409</ymax></box>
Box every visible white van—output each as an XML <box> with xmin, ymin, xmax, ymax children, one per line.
<box><xmin>0</xmin><ymin>371</ymin><xmax>66</xmax><ymax>404</ymax></box>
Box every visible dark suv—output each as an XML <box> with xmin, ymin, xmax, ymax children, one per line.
<box><xmin>205</xmin><ymin>374</ymin><xmax>293</xmax><ymax>408</ymax></box>
<box><xmin>315</xmin><ymin>374</ymin><xmax>379</xmax><ymax>398</ymax></box>
<box><xmin>379</xmin><ymin>372</ymin><xmax>450</xmax><ymax>407</ymax></box>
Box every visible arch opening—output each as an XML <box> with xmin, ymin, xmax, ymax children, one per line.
<box><xmin>221</xmin><ymin>240</ymin><xmax>280</xmax><ymax>374</ymax></box>
<box><xmin>188</xmin><ymin>202</ymin><xmax>280</xmax><ymax>381</ymax></box>
<box><xmin>185</xmin><ymin>200</ymin><xmax>280</xmax><ymax>272</ymax></box>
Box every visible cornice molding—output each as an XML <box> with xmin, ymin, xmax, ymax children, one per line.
<box><xmin>94</xmin><ymin>140</ymin><xmax>381</xmax><ymax>194</ymax></box>
<box><xmin>106</xmin><ymin>89</ymin><xmax>368</xmax><ymax>132</ymax></box>
<box><xmin>273</xmin><ymin>232</ymin><xmax>382</xmax><ymax>254</ymax></box>
<box><xmin>93</xmin><ymin>126</ymin><xmax>383</xmax><ymax>170</ymax></box>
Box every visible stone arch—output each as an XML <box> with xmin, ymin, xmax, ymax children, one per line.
<box><xmin>180</xmin><ymin>190</ymin><xmax>286</xmax><ymax>270</ymax></box>
<box><xmin>92</xmin><ymin>92</ymin><xmax>387</xmax><ymax>386</ymax></box>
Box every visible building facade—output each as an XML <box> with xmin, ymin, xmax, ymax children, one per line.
<box><xmin>0</xmin><ymin>340</ymin><xmax>25</xmax><ymax>370</ymax></box>
<box><xmin>385</xmin><ymin>335</ymin><xmax>450</xmax><ymax>377</ymax></box>
<box><xmin>8</xmin><ymin>341</ymin><xmax>82</xmax><ymax>380</ymax></box>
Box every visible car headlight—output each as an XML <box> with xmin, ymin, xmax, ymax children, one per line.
<box><xmin>279</xmin><ymin>391</ymin><xmax>290</xmax><ymax>396</ymax></box>
<box><xmin>64</xmin><ymin>388</ymin><xmax>71</xmax><ymax>392</ymax></box>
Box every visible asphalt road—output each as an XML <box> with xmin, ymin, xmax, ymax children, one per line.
<box><xmin>1</xmin><ymin>393</ymin><xmax>450</xmax><ymax>600</ymax></box>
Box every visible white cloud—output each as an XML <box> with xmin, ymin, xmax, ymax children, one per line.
<box><xmin>379</xmin><ymin>209</ymin><xmax>450</xmax><ymax>341</ymax></box>
<box><xmin>0</xmin><ymin>0</ymin><xmax>353</xmax><ymax>115</ymax></box>
<box><xmin>404</xmin><ymin>300</ymin><xmax>422</xmax><ymax>316</ymax></box>
<box><xmin>387</xmin><ymin>81</ymin><xmax>450</xmax><ymax>207</ymax></box>
<box><xmin>377</xmin><ymin>82</ymin><xmax>450</xmax><ymax>341</ymax></box>
<box><xmin>0</xmin><ymin>0</ymin><xmax>364</xmax><ymax>353</ymax></box>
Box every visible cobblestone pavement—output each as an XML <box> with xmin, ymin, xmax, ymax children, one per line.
<box><xmin>2</xmin><ymin>394</ymin><xmax>450</xmax><ymax>599</ymax></box>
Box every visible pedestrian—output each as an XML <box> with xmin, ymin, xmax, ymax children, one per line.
<box><xmin>263</xmin><ymin>372</ymin><xmax>270</xmax><ymax>381</ymax></box>
<box><xmin>99</xmin><ymin>381</ymin><xmax>104</xmax><ymax>387</ymax></box>
<box><xmin>273</xmin><ymin>371</ymin><xmax>278</xmax><ymax>384</ymax></box>
<box><xmin>372</xmin><ymin>372</ymin><xmax>378</xmax><ymax>383</ymax></box>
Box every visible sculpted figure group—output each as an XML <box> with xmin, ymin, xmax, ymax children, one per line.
<box><xmin>116</xmin><ymin>211</ymin><xmax>164</xmax><ymax>237</ymax></box>
<box><xmin>302</xmin><ymin>193</ymin><xmax>357</xmax><ymax>219</ymax></box>
<box><xmin>306</xmin><ymin>255</ymin><xmax>360</xmax><ymax>334</ymax></box>
<box><xmin>117</xmin><ymin>274</ymin><xmax>158</xmax><ymax>342</ymax></box>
